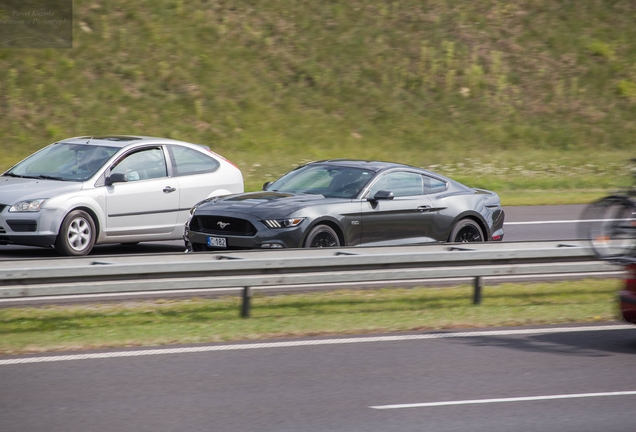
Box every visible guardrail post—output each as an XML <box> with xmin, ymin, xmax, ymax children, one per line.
<box><xmin>241</xmin><ymin>287</ymin><xmax>252</xmax><ymax>318</ymax></box>
<box><xmin>473</xmin><ymin>277</ymin><xmax>483</xmax><ymax>305</ymax></box>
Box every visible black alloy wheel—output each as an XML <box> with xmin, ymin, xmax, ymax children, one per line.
<box><xmin>449</xmin><ymin>219</ymin><xmax>484</xmax><ymax>243</ymax></box>
<box><xmin>304</xmin><ymin>225</ymin><xmax>341</xmax><ymax>248</ymax></box>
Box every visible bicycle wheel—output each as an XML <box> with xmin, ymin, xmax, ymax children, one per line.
<box><xmin>582</xmin><ymin>195</ymin><xmax>636</xmax><ymax>259</ymax></box>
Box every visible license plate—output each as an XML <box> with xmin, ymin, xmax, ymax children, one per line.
<box><xmin>207</xmin><ymin>236</ymin><xmax>227</xmax><ymax>248</ymax></box>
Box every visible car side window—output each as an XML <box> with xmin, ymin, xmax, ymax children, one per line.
<box><xmin>423</xmin><ymin>175</ymin><xmax>447</xmax><ymax>194</ymax></box>
<box><xmin>368</xmin><ymin>172</ymin><xmax>424</xmax><ymax>197</ymax></box>
<box><xmin>169</xmin><ymin>145</ymin><xmax>220</xmax><ymax>176</ymax></box>
<box><xmin>111</xmin><ymin>148</ymin><xmax>167</xmax><ymax>182</ymax></box>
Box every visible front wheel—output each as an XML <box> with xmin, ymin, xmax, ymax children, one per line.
<box><xmin>304</xmin><ymin>225</ymin><xmax>341</xmax><ymax>248</ymax></box>
<box><xmin>54</xmin><ymin>210</ymin><xmax>96</xmax><ymax>256</ymax></box>
<box><xmin>449</xmin><ymin>219</ymin><xmax>484</xmax><ymax>243</ymax></box>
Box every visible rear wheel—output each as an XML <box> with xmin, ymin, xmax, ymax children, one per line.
<box><xmin>304</xmin><ymin>225</ymin><xmax>340</xmax><ymax>248</ymax></box>
<box><xmin>449</xmin><ymin>219</ymin><xmax>484</xmax><ymax>243</ymax></box>
<box><xmin>54</xmin><ymin>210</ymin><xmax>96</xmax><ymax>256</ymax></box>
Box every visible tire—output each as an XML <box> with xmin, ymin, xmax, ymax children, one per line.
<box><xmin>449</xmin><ymin>219</ymin><xmax>484</xmax><ymax>243</ymax></box>
<box><xmin>581</xmin><ymin>195</ymin><xmax>636</xmax><ymax>260</ymax></box>
<box><xmin>304</xmin><ymin>225</ymin><xmax>341</xmax><ymax>248</ymax></box>
<box><xmin>54</xmin><ymin>210</ymin><xmax>96</xmax><ymax>256</ymax></box>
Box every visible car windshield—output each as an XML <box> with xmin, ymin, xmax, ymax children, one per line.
<box><xmin>268</xmin><ymin>165</ymin><xmax>373</xmax><ymax>198</ymax></box>
<box><xmin>4</xmin><ymin>143</ymin><xmax>119</xmax><ymax>182</ymax></box>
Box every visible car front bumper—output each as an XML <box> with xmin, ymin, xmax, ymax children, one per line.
<box><xmin>184</xmin><ymin>223</ymin><xmax>307</xmax><ymax>251</ymax></box>
<box><xmin>0</xmin><ymin>207</ymin><xmax>61</xmax><ymax>247</ymax></box>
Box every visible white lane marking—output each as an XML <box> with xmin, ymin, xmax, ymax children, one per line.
<box><xmin>0</xmin><ymin>324</ymin><xmax>631</xmax><ymax>366</ymax></box>
<box><xmin>505</xmin><ymin>218</ymin><xmax>636</xmax><ymax>226</ymax></box>
<box><xmin>505</xmin><ymin>219</ymin><xmax>602</xmax><ymax>225</ymax></box>
<box><xmin>504</xmin><ymin>218</ymin><xmax>633</xmax><ymax>226</ymax></box>
<box><xmin>370</xmin><ymin>391</ymin><xmax>636</xmax><ymax>409</ymax></box>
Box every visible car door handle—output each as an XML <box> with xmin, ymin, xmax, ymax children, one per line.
<box><xmin>417</xmin><ymin>205</ymin><xmax>431</xmax><ymax>212</ymax></box>
<box><xmin>163</xmin><ymin>186</ymin><xmax>177</xmax><ymax>193</ymax></box>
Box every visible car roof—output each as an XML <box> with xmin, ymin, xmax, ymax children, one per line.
<box><xmin>309</xmin><ymin>159</ymin><xmax>419</xmax><ymax>172</ymax></box>
<box><xmin>307</xmin><ymin>159</ymin><xmax>463</xmax><ymax>185</ymax></box>
<box><xmin>57</xmin><ymin>135</ymin><xmax>206</xmax><ymax>149</ymax></box>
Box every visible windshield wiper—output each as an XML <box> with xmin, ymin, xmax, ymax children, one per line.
<box><xmin>36</xmin><ymin>175</ymin><xmax>65</xmax><ymax>181</ymax></box>
<box><xmin>17</xmin><ymin>174</ymin><xmax>67</xmax><ymax>181</ymax></box>
<box><xmin>2</xmin><ymin>172</ymin><xmax>24</xmax><ymax>178</ymax></box>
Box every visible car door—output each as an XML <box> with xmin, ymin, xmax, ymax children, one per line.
<box><xmin>105</xmin><ymin>147</ymin><xmax>180</xmax><ymax>236</ymax></box>
<box><xmin>360</xmin><ymin>171</ymin><xmax>436</xmax><ymax>245</ymax></box>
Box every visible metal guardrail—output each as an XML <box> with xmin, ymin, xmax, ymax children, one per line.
<box><xmin>0</xmin><ymin>241</ymin><xmax>623</xmax><ymax>316</ymax></box>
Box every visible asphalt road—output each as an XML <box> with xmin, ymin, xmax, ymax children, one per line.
<box><xmin>0</xmin><ymin>204</ymin><xmax>587</xmax><ymax>259</ymax></box>
<box><xmin>1</xmin><ymin>323</ymin><xmax>634</xmax><ymax>432</ymax></box>
<box><xmin>502</xmin><ymin>204</ymin><xmax>586</xmax><ymax>242</ymax></box>
<box><xmin>1</xmin><ymin>204</ymin><xmax>630</xmax><ymax>431</ymax></box>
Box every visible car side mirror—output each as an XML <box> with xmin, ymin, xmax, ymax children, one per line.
<box><xmin>106</xmin><ymin>172</ymin><xmax>128</xmax><ymax>186</ymax></box>
<box><xmin>368</xmin><ymin>190</ymin><xmax>394</xmax><ymax>201</ymax></box>
<box><xmin>262</xmin><ymin>181</ymin><xmax>273</xmax><ymax>191</ymax></box>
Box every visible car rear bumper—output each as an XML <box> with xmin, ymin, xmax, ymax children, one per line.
<box><xmin>491</xmin><ymin>228</ymin><xmax>504</xmax><ymax>241</ymax></box>
<box><xmin>490</xmin><ymin>208</ymin><xmax>505</xmax><ymax>241</ymax></box>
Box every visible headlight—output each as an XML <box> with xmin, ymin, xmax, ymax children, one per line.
<box><xmin>9</xmin><ymin>199</ymin><xmax>46</xmax><ymax>212</ymax></box>
<box><xmin>262</xmin><ymin>218</ymin><xmax>305</xmax><ymax>228</ymax></box>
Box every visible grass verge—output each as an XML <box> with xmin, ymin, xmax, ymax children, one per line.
<box><xmin>0</xmin><ymin>278</ymin><xmax>622</xmax><ymax>355</ymax></box>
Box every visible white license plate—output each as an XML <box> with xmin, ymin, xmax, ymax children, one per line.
<box><xmin>207</xmin><ymin>236</ymin><xmax>227</xmax><ymax>248</ymax></box>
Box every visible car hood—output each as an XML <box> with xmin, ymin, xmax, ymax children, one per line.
<box><xmin>0</xmin><ymin>177</ymin><xmax>84</xmax><ymax>204</ymax></box>
<box><xmin>196</xmin><ymin>191</ymin><xmax>337</xmax><ymax>218</ymax></box>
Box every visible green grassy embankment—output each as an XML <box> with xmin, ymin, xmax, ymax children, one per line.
<box><xmin>1</xmin><ymin>1</ymin><xmax>635</xmax><ymax>204</ymax></box>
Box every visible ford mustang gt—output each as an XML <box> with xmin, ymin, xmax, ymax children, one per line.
<box><xmin>184</xmin><ymin>159</ymin><xmax>504</xmax><ymax>251</ymax></box>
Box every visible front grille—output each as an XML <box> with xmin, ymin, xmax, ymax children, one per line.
<box><xmin>0</xmin><ymin>204</ymin><xmax>7</xmax><ymax>213</ymax></box>
<box><xmin>7</xmin><ymin>220</ymin><xmax>37</xmax><ymax>232</ymax></box>
<box><xmin>190</xmin><ymin>216</ymin><xmax>256</xmax><ymax>236</ymax></box>
<box><xmin>0</xmin><ymin>226</ymin><xmax>5</xmax><ymax>234</ymax></box>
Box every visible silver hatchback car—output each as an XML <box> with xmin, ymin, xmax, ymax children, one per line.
<box><xmin>0</xmin><ymin>136</ymin><xmax>244</xmax><ymax>255</ymax></box>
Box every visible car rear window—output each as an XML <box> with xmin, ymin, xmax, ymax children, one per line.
<box><xmin>169</xmin><ymin>145</ymin><xmax>220</xmax><ymax>176</ymax></box>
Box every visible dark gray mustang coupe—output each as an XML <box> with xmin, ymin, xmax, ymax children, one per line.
<box><xmin>184</xmin><ymin>160</ymin><xmax>504</xmax><ymax>251</ymax></box>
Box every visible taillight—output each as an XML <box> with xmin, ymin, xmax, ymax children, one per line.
<box><xmin>626</xmin><ymin>264</ymin><xmax>636</xmax><ymax>293</ymax></box>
